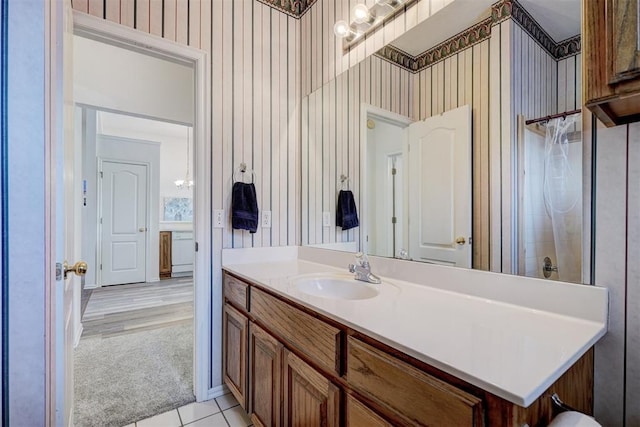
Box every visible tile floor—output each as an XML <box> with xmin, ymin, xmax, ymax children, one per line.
<box><xmin>124</xmin><ymin>392</ymin><xmax>252</xmax><ymax>427</ymax></box>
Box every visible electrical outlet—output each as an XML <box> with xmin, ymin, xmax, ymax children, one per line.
<box><xmin>262</xmin><ymin>210</ymin><xmax>272</xmax><ymax>228</ymax></box>
<box><xmin>322</xmin><ymin>211</ymin><xmax>331</xmax><ymax>227</ymax></box>
<box><xmin>213</xmin><ymin>210</ymin><xmax>224</xmax><ymax>228</ymax></box>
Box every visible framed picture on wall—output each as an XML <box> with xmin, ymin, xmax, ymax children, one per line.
<box><xmin>163</xmin><ymin>197</ymin><xmax>193</xmax><ymax>222</ymax></box>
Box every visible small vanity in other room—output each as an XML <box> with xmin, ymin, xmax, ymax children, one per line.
<box><xmin>221</xmin><ymin>247</ymin><xmax>608</xmax><ymax>427</ymax></box>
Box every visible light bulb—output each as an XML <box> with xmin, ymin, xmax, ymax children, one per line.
<box><xmin>352</xmin><ymin>4</ymin><xmax>373</xmax><ymax>24</ymax></box>
<box><xmin>333</xmin><ymin>20</ymin><xmax>350</xmax><ymax>38</ymax></box>
<box><xmin>376</xmin><ymin>0</ymin><xmax>402</xmax><ymax>6</ymax></box>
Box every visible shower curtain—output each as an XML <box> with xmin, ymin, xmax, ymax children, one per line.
<box><xmin>543</xmin><ymin>115</ymin><xmax>582</xmax><ymax>283</ymax></box>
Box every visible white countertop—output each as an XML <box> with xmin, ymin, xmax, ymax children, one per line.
<box><xmin>222</xmin><ymin>246</ymin><xmax>608</xmax><ymax>407</ymax></box>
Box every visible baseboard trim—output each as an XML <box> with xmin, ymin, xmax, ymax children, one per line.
<box><xmin>74</xmin><ymin>323</ymin><xmax>83</xmax><ymax>348</ymax></box>
<box><xmin>205</xmin><ymin>385</ymin><xmax>229</xmax><ymax>401</ymax></box>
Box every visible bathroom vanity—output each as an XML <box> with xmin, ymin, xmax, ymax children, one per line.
<box><xmin>222</xmin><ymin>247</ymin><xmax>608</xmax><ymax>427</ymax></box>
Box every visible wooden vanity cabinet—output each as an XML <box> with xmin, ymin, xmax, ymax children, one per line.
<box><xmin>584</xmin><ymin>0</ymin><xmax>640</xmax><ymax>126</ymax></box>
<box><xmin>345</xmin><ymin>394</ymin><xmax>392</xmax><ymax>427</ymax></box>
<box><xmin>222</xmin><ymin>270</ymin><xmax>594</xmax><ymax>427</ymax></box>
<box><xmin>249</xmin><ymin>322</ymin><xmax>282</xmax><ymax>427</ymax></box>
<box><xmin>283</xmin><ymin>349</ymin><xmax>340</xmax><ymax>427</ymax></box>
<box><xmin>222</xmin><ymin>303</ymin><xmax>248</xmax><ymax>409</ymax></box>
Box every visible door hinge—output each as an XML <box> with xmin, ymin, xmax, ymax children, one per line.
<box><xmin>391</xmin><ymin>168</ymin><xmax>397</xmax><ymax>175</ymax></box>
<box><xmin>100</xmin><ymin>217</ymin><xmax>102</xmax><ymax>224</ymax></box>
<box><xmin>100</xmin><ymin>263</ymin><xmax>102</xmax><ymax>270</ymax></box>
<box><xmin>392</xmin><ymin>217</ymin><xmax>397</xmax><ymax>224</ymax></box>
<box><xmin>100</xmin><ymin>171</ymin><xmax>103</xmax><ymax>178</ymax></box>
<box><xmin>195</xmin><ymin>242</ymin><xmax>199</xmax><ymax>252</ymax></box>
<box><xmin>55</xmin><ymin>262</ymin><xmax>63</xmax><ymax>281</ymax></box>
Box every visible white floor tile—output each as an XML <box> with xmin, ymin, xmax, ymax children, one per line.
<box><xmin>178</xmin><ymin>400</ymin><xmax>221</xmax><ymax>425</ymax></box>
<box><xmin>136</xmin><ymin>409</ymin><xmax>181</xmax><ymax>427</ymax></box>
<box><xmin>223</xmin><ymin>406</ymin><xmax>252</xmax><ymax>427</ymax></box>
<box><xmin>184</xmin><ymin>412</ymin><xmax>228</xmax><ymax>427</ymax></box>
<box><xmin>215</xmin><ymin>393</ymin><xmax>239</xmax><ymax>411</ymax></box>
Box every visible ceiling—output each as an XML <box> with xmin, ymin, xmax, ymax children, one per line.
<box><xmin>390</xmin><ymin>0</ymin><xmax>581</xmax><ymax>57</ymax></box>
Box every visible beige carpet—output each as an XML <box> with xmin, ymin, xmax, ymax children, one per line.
<box><xmin>74</xmin><ymin>322</ymin><xmax>195</xmax><ymax>427</ymax></box>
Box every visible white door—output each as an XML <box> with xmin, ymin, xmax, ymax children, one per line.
<box><xmin>53</xmin><ymin>1</ymin><xmax>81</xmax><ymax>425</ymax></box>
<box><xmin>100</xmin><ymin>161</ymin><xmax>148</xmax><ymax>285</ymax></box>
<box><xmin>408</xmin><ymin>104</ymin><xmax>472</xmax><ymax>267</ymax></box>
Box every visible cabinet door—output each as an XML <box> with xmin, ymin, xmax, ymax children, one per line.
<box><xmin>249</xmin><ymin>323</ymin><xmax>282</xmax><ymax>427</ymax></box>
<box><xmin>346</xmin><ymin>394</ymin><xmax>392</xmax><ymax>427</ymax></box>
<box><xmin>223</xmin><ymin>304</ymin><xmax>248</xmax><ymax>409</ymax></box>
<box><xmin>612</xmin><ymin>0</ymin><xmax>640</xmax><ymax>82</ymax></box>
<box><xmin>283</xmin><ymin>349</ymin><xmax>339</xmax><ymax>427</ymax></box>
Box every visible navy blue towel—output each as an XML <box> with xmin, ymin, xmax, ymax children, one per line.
<box><xmin>232</xmin><ymin>182</ymin><xmax>259</xmax><ymax>233</ymax></box>
<box><xmin>336</xmin><ymin>190</ymin><xmax>359</xmax><ymax>230</ymax></box>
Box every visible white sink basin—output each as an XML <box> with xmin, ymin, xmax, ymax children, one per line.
<box><xmin>294</xmin><ymin>274</ymin><xmax>380</xmax><ymax>300</ymax></box>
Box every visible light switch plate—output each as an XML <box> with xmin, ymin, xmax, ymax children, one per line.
<box><xmin>262</xmin><ymin>210</ymin><xmax>272</xmax><ymax>228</ymax></box>
<box><xmin>322</xmin><ymin>211</ymin><xmax>331</xmax><ymax>227</ymax></box>
<box><xmin>213</xmin><ymin>210</ymin><xmax>224</xmax><ymax>228</ymax></box>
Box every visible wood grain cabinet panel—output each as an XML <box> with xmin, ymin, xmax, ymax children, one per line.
<box><xmin>223</xmin><ymin>303</ymin><xmax>248</xmax><ymax>410</ymax></box>
<box><xmin>346</xmin><ymin>336</ymin><xmax>483</xmax><ymax>426</ymax></box>
<box><xmin>584</xmin><ymin>0</ymin><xmax>640</xmax><ymax>126</ymax></box>
<box><xmin>224</xmin><ymin>273</ymin><xmax>249</xmax><ymax>311</ymax></box>
<box><xmin>249</xmin><ymin>323</ymin><xmax>282</xmax><ymax>427</ymax></box>
<box><xmin>159</xmin><ymin>231</ymin><xmax>172</xmax><ymax>278</ymax></box>
<box><xmin>251</xmin><ymin>287</ymin><xmax>340</xmax><ymax>375</ymax></box>
<box><xmin>283</xmin><ymin>349</ymin><xmax>340</xmax><ymax>427</ymax></box>
<box><xmin>345</xmin><ymin>393</ymin><xmax>392</xmax><ymax>427</ymax></box>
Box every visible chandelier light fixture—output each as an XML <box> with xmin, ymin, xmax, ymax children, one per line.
<box><xmin>174</xmin><ymin>127</ymin><xmax>194</xmax><ymax>189</ymax></box>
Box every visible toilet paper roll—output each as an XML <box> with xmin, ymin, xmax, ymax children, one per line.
<box><xmin>548</xmin><ymin>411</ymin><xmax>601</xmax><ymax>427</ymax></box>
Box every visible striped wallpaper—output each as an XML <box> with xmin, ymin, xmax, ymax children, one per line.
<box><xmin>592</xmin><ymin>121</ymin><xmax>640</xmax><ymax>427</ymax></box>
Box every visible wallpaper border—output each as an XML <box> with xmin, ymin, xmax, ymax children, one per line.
<box><xmin>256</xmin><ymin>0</ymin><xmax>317</xmax><ymax>18</ymax></box>
<box><xmin>375</xmin><ymin>0</ymin><xmax>581</xmax><ymax>73</ymax></box>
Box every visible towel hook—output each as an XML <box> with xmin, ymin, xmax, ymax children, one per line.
<box><xmin>233</xmin><ymin>162</ymin><xmax>256</xmax><ymax>184</ymax></box>
<box><xmin>340</xmin><ymin>174</ymin><xmax>350</xmax><ymax>190</ymax></box>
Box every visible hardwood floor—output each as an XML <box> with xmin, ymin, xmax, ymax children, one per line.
<box><xmin>82</xmin><ymin>277</ymin><xmax>193</xmax><ymax>339</ymax></box>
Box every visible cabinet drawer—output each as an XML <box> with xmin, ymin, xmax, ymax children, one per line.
<box><xmin>346</xmin><ymin>337</ymin><xmax>483</xmax><ymax>426</ymax></box>
<box><xmin>251</xmin><ymin>287</ymin><xmax>340</xmax><ymax>374</ymax></box>
<box><xmin>346</xmin><ymin>394</ymin><xmax>392</xmax><ymax>427</ymax></box>
<box><xmin>224</xmin><ymin>273</ymin><xmax>249</xmax><ymax>311</ymax></box>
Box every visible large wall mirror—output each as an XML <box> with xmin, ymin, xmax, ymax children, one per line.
<box><xmin>301</xmin><ymin>0</ymin><xmax>588</xmax><ymax>284</ymax></box>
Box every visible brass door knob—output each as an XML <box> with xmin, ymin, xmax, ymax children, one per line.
<box><xmin>64</xmin><ymin>261</ymin><xmax>88</xmax><ymax>279</ymax></box>
<box><xmin>455</xmin><ymin>237</ymin><xmax>466</xmax><ymax>245</ymax></box>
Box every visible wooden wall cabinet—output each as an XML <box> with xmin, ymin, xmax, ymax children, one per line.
<box><xmin>159</xmin><ymin>231</ymin><xmax>172</xmax><ymax>278</ymax></box>
<box><xmin>222</xmin><ymin>271</ymin><xmax>594</xmax><ymax>427</ymax></box>
<box><xmin>584</xmin><ymin>0</ymin><xmax>640</xmax><ymax>126</ymax></box>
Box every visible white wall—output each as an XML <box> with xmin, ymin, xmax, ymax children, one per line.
<box><xmin>73</xmin><ymin>35</ymin><xmax>194</xmax><ymax>125</ymax></box>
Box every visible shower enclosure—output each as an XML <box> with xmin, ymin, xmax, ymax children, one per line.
<box><xmin>517</xmin><ymin>113</ymin><xmax>583</xmax><ymax>283</ymax></box>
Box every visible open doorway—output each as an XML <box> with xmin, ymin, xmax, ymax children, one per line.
<box><xmin>70</xmin><ymin>16</ymin><xmax>208</xmax><ymax>425</ymax></box>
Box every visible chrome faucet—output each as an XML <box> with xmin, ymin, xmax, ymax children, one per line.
<box><xmin>348</xmin><ymin>252</ymin><xmax>381</xmax><ymax>284</ymax></box>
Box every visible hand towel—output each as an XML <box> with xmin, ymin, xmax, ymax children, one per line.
<box><xmin>336</xmin><ymin>190</ymin><xmax>359</xmax><ymax>230</ymax></box>
<box><xmin>232</xmin><ymin>182</ymin><xmax>259</xmax><ymax>233</ymax></box>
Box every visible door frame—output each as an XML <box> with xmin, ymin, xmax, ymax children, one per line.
<box><xmin>360</xmin><ymin>104</ymin><xmax>412</xmax><ymax>257</ymax></box>
<box><xmin>97</xmin><ymin>158</ymin><xmax>151</xmax><ymax>286</ymax></box>
<box><xmin>50</xmin><ymin>10</ymin><xmax>212</xmax><ymax>415</ymax></box>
